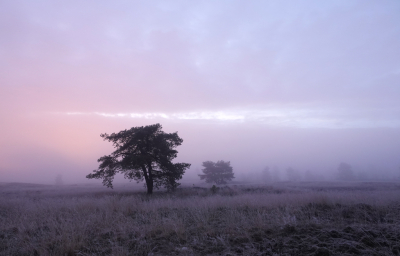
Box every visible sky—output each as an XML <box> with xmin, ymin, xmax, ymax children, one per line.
<box><xmin>1</xmin><ymin>0</ymin><xmax>400</xmax><ymax>184</ymax></box>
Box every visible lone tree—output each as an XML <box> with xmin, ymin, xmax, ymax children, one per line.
<box><xmin>199</xmin><ymin>160</ymin><xmax>235</xmax><ymax>185</ymax></box>
<box><xmin>86</xmin><ymin>123</ymin><xmax>191</xmax><ymax>194</ymax></box>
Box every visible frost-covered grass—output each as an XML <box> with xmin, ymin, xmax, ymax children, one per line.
<box><xmin>1</xmin><ymin>181</ymin><xmax>400</xmax><ymax>255</ymax></box>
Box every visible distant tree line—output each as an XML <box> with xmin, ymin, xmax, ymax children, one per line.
<box><xmin>86</xmin><ymin>123</ymin><xmax>397</xmax><ymax>194</ymax></box>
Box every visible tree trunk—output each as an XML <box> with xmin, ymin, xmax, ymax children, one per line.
<box><xmin>141</xmin><ymin>165</ymin><xmax>153</xmax><ymax>195</ymax></box>
<box><xmin>146</xmin><ymin>163</ymin><xmax>154</xmax><ymax>194</ymax></box>
<box><xmin>146</xmin><ymin>179</ymin><xmax>153</xmax><ymax>194</ymax></box>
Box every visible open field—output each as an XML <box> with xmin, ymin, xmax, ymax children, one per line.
<box><xmin>1</xmin><ymin>182</ymin><xmax>400</xmax><ymax>255</ymax></box>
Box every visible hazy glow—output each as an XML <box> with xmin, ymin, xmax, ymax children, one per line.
<box><xmin>62</xmin><ymin>108</ymin><xmax>400</xmax><ymax>129</ymax></box>
<box><xmin>1</xmin><ymin>0</ymin><xmax>400</xmax><ymax>184</ymax></box>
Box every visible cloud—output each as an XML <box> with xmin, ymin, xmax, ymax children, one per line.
<box><xmin>61</xmin><ymin>105</ymin><xmax>400</xmax><ymax>129</ymax></box>
<box><xmin>1</xmin><ymin>0</ymin><xmax>399</xmax><ymax>116</ymax></box>
<box><xmin>1</xmin><ymin>1</ymin><xmax>400</xmax><ymax>183</ymax></box>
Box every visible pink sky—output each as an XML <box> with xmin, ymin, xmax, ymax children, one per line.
<box><xmin>1</xmin><ymin>0</ymin><xmax>400</xmax><ymax>184</ymax></box>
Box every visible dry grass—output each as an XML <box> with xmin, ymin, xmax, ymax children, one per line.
<box><xmin>1</xmin><ymin>182</ymin><xmax>400</xmax><ymax>255</ymax></box>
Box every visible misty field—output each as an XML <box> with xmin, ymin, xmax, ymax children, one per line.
<box><xmin>1</xmin><ymin>182</ymin><xmax>400</xmax><ymax>256</ymax></box>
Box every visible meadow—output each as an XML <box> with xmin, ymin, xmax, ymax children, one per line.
<box><xmin>1</xmin><ymin>181</ymin><xmax>400</xmax><ymax>256</ymax></box>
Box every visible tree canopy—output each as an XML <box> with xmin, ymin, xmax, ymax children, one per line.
<box><xmin>86</xmin><ymin>123</ymin><xmax>191</xmax><ymax>194</ymax></box>
<box><xmin>199</xmin><ymin>160</ymin><xmax>235</xmax><ymax>185</ymax></box>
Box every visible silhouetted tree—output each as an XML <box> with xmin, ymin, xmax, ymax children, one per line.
<box><xmin>337</xmin><ymin>162</ymin><xmax>354</xmax><ymax>181</ymax></box>
<box><xmin>199</xmin><ymin>160</ymin><xmax>235</xmax><ymax>184</ymax></box>
<box><xmin>86</xmin><ymin>124</ymin><xmax>191</xmax><ymax>194</ymax></box>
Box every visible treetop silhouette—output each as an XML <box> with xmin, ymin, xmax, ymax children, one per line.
<box><xmin>199</xmin><ymin>160</ymin><xmax>235</xmax><ymax>185</ymax></box>
<box><xmin>86</xmin><ymin>123</ymin><xmax>190</xmax><ymax>194</ymax></box>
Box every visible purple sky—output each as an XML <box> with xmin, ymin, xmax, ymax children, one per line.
<box><xmin>1</xmin><ymin>0</ymin><xmax>400</xmax><ymax>184</ymax></box>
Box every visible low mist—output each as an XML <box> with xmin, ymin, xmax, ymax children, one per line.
<box><xmin>1</xmin><ymin>115</ymin><xmax>399</xmax><ymax>185</ymax></box>
<box><xmin>1</xmin><ymin>0</ymin><xmax>399</xmax><ymax>186</ymax></box>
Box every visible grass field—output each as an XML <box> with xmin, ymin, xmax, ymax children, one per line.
<box><xmin>1</xmin><ymin>181</ymin><xmax>400</xmax><ymax>255</ymax></box>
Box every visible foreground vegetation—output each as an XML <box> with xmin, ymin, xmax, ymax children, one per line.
<box><xmin>1</xmin><ymin>182</ymin><xmax>400</xmax><ymax>255</ymax></box>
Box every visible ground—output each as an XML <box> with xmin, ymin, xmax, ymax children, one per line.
<box><xmin>1</xmin><ymin>181</ymin><xmax>400</xmax><ymax>255</ymax></box>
